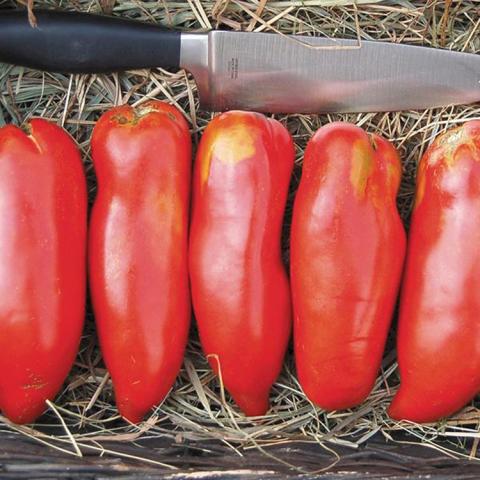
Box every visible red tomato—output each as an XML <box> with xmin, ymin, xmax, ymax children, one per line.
<box><xmin>189</xmin><ymin>111</ymin><xmax>294</xmax><ymax>416</ymax></box>
<box><xmin>0</xmin><ymin>119</ymin><xmax>87</xmax><ymax>424</ymax></box>
<box><xmin>89</xmin><ymin>101</ymin><xmax>191</xmax><ymax>423</ymax></box>
<box><xmin>389</xmin><ymin>120</ymin><xmax>480</xmax><ymax>423</ymax></box>
<box><xmin>291</xmin><ymin>122</ymin><xmax>406</xmax><ymax>410</ymax></box>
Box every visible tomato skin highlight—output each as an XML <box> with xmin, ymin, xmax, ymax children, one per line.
<box><xmin>189</xmin><ymin>111</ymin><xmax>294</xmax><ymax>416</ymax></box>
<box><xmin>0</xmin><ymin>119</ymin><xmax>87</xmax><ymax>424</ymax></box>
<box><xmin>89</xmin><ymin>101</ymin><xmax>191</xmax><ymax>423</ymax></box>
<box><xmin>389</xmin><ymin>120</ymin><xmax>480</xmax><ymax>423</ymax></box>
<box><xmin>291</xmin><ymin>122</ymin><xmax>406</xmax><ymax>411</ymax></box>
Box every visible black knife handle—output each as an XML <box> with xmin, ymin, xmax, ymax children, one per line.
<box><xmin>0</xmin><ymin>9</ymin><xmax>181</xmax><ymax>73</ymax></box>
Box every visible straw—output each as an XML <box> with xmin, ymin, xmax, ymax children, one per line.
<box><xmin>0</xmin><ymin>0</ymin><xmax>479</xmax><ymax>470</ymax></box>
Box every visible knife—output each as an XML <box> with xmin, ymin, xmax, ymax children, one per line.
<box><xmin>0</xmin><ymin>9</ymin><xmax>479</xmax><ymax>114</ymax></box>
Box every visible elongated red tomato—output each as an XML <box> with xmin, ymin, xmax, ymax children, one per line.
<box><xmin>389</xmin><ymin>120</ymin><xmax>480</xmax><ymax>423</ymax></box>
<box><xmin>89</xmin><ymin>101</ymin><xmax>191</xmax><ymax>423</ymax></box>
<box><xmin>0</xmin><ymin>119</ymin><xmax>86</xmax><ymax>424</ymax></box>
<box><xmin>291</xmin><ymin>122</ymin><xmax>406</xmax><ymax>410</ymax></box>
<box><xmin>189</xmin><ymin>111</ymin><xmax>294</xmax><ymax>416</ymax></box>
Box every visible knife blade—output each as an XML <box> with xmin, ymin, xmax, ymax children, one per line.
<box><xmin>0</xmin><ymin>9</ymin><xmax>478</xmax><ymax>113</ymax></box>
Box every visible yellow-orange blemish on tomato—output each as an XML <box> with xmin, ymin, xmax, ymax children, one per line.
<box><xmin>414</xmin><ymin>163</ymin><xmax>427</xmax><ymax>209</ymax></box>
<box><xmin>135</xmin><ymin>104</ymin><xmax>158</xmax><ymax>118</ymax></box>
<box><xmin>112</xmin><ymin>105</ymin><xmax>163</xmax><ymax>127</ymax></box>
<box><xmin>350</xmin><ymin>140</ymin><xmax>374</xmax><ymax>197</ymax></box>
<box><xmin>428</xmin><ymin>125</ymin><xmax>479</xmax><ymax>167</ymax></box>
<box><xmin>383</xmin><ymin>149</ymin><xmax>402</xmax><ymax>193</ymax></box>
<box><xmin>200</xmin><ymin>123</ymin><xmax>256</xmax><ymax>186</ymax></box>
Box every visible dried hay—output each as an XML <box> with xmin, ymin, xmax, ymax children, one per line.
<box><xmin>0</xmin><ymin>0</ymin><xmax>479</xmax><ymax>472</ymax></box>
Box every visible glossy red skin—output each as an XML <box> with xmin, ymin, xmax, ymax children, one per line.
<box><xmin>291</xmin><ymin>122</ymin><xmax>406</xmax><ymax>411</ymax></box>
<box><xmin>0</xmin><ymin>120</ymin><xmax>87</xmax><ymax>424</ymax></box>
<box><xmin>189</xmin><ymin>111</ymin><xmax>294</xmax><ymax>416</ymax></box>
<box><xmin>389</xmin><ymin>120</ymin><xmax>480</xmax><ymax>423</ymax></box>
<box><xmin>89</xmin><ymin>101</ymin><xmax>191</xmax><ymax>423</ymax></box>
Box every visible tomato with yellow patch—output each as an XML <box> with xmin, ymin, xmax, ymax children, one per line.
<box><xmin>89</xmin><ymin>101</ymin><xmax>191</xmax><ymax>423</ymax></box>
<box><xmin>291</xmin><ymin>122</ymin><xmax>406</xmax><ymax>410</ymax></box>
<box><xmin>0</xmin><ymin>119</ymin><xmax>87</xmax><ymax>424</ymax></box>
<box><xmin>189</xmin><ymin>111</ymin><xmax>294</xmax><ymax>416</ymax></box>
<box><xmin>389</xmin><ymin>120</ymin><xmax>480</xmax><ymax>423</ymax></box>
